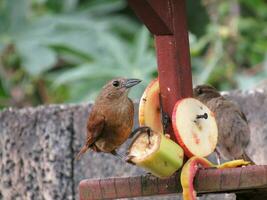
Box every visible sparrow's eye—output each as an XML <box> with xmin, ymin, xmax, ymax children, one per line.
<box><xmin>112</xmin><ymin>80</ymin><xmax>120</xmax><ymax>87</ymax></box>
<box><xmin>196</xmin><ymin>88</ymin><xmax>202</xmax><ymax>94</ymax></box>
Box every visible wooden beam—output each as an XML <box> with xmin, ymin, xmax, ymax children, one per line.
<box><xmin>155</xmin><ymin>0</ymin><xmax>192</xmax><ymax>141</ymax></box>
<box><xmin>128</xmin><ymin>0</ymin><xmax>192</xmax><ymax>141</ymax></box>
<box><xmin>79</xmin><ymin>165</ymin><xmax>267</xmax><ymax>199</ymax></box>
<box><xmin>127</xmin><ymin>0</ymin><xmax>172</xmax><ymax>35</ymax></box>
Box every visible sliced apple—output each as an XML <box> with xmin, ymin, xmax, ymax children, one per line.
<box><xmin>217</xmin><ymin>159</ymin><xmax>250</xmax><ymax>169</ymax></box>
<box><xmin>139</xmin><ymin>79</ymin><xmax>163</xmax><ymax>134</ymax></box>
<box><xmin>181</xmin><ymin>156</ymin><xmax>250</xmax><ymax>200</ymax></box>
<box><xmin>181</xmin><ymin>156</ymin><xmax>213</xmax><ymax>200</ymax></box>
<box><xmin>172</xmin><ymin>98</ymin><xmax>218</xmax><ymax>157</ymax></box>
<box><xmin>126</xmin><ymin>128</ymin><xmax>184</xmax><ymax>178</ymax></box>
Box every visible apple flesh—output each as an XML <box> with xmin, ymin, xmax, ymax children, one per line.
<box><xmin>139</xmin><ymin>79</ymin><xmax>163</xmax><ymax>133</ymax></box>
<box><xmin>181</xmin><ymin>156</ymin><xmax>250</xmax><ymax>200</ymax></box>
<box><xmin>126</xmin><ymin>129</ymin><xmax>184</xmax><ymax>178</ymax></box>
<box><xmin>172</xmin><ymin>98</ymin><xmax>218</xmax><ymax>157</ymax></box>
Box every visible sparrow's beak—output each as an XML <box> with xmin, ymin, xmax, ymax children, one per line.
<box><xmin>124</xmin><ymin>78</ymin><xmax>142</xmax><ymax>88</ymax></box>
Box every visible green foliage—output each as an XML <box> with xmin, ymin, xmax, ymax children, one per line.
<box><xmin>0</xmin><ymin>0</ymin><xmax>266</xmax><ymax>108</ymax></box>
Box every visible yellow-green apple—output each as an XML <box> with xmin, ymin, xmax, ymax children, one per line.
<box><xmin>139</xmin><ymin>79</ymin><xmax>163</xmax><ymax>133</ymax></box>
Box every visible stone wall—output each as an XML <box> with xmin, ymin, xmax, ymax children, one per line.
<box><xmin>0</xmin><ymin>88</ymin><xmax>267</xmax><ymax>200</ymax></box>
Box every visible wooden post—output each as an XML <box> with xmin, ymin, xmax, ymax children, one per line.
<box><xmin>128</xmin><ymin>0</ymin><xmax>192</xmax><ymax>141</ymax></box>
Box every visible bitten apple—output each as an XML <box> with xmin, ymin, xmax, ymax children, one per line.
<box><xmin>181</xmin><ymin>156</ymin><xmax>250</xmax><ymax>200</ymax></box>
<box><xmin>172</xmin><ymin>98</ymin><xmax>218</xmax><ymax>157</ymax></box>
<box><xmin>139</xmin><ymin>79</ymin><xmax>163</xmax><ymax>133</ymax></box>
<box><xmin>126</xmin><ymin>128</ymin><xmax>184</xmax><ymax>178</ymax></box>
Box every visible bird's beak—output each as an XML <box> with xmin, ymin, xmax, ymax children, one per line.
<box><xmin>124</xmin><ymin>78</ymin><xmax>142</xmax><ymax>88</ymax></box>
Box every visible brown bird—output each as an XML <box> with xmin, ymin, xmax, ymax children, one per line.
<box><xmin>76</xmin><ymin>78</ymin><xmax>141</xmax><ymax>159</ymax></box>
<box><xmin>193</xmin><ymin>85</ymin><xmax>254</xmax><ymax>164</ymax></box>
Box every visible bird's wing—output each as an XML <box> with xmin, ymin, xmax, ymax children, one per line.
<box><xmin>86</xmin><ymin>112</ymin><xmax>105</xmax><ymax>146</ymax></box>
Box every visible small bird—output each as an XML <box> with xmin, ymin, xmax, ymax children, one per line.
<box><xmin>76</xmin><ymin>78</ymin><xmax>141</xmax><ymax>159</ymax></box>
<box><xmin>193</xmin><ymin>85</ymin><xmax>254</xmax><ymax>164</ymax></box>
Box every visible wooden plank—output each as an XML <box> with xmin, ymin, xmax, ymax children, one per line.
<box><xmin>79</xmin><ymin>165</ymin><xmax>267</xmax><ymax>199</ymax></box>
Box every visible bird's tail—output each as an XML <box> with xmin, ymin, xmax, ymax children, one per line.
<box><xmin>75</xmin><ymin>145</ymin><xmax>89</xmax><ymax>160</ymax></box>
<box><xmin>241</xmin><ymin>152</ymin><xmax>255</xmax><ymax>165</ymax></box>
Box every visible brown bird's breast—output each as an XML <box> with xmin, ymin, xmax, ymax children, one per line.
<box><xmin>95</xmin><ymin>98</ymin><xmax>134</xmax><ymax>152</ymax></box>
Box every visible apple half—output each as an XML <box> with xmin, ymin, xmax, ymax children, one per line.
<box><xmin>126</xmin><ymin>128</ymin><xmax>184</xmax><ymax>178</ymax></box>
<box><xmin>139</xmin><ymin>79</ymin><xmax>163</xmax><ymax>134</ymax></box>
<box><xmin>172</xmin><ymin>98</ymin><xmax>218</xmax><ymax>157</ymax></box>
<box><xmin>181</xmin><ymin>156</ymin><xmax>250</xmax><ymax>200</ymax></box>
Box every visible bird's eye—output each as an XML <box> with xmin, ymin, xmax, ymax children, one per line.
<box><xmin>112</xmin><ymin>80</ymin><xmax>120</xmax><ymax>87</ymax></box>
<box><xmin>196</xmin><ymin>88</ymin><xmax>202</xmax><ymax>94</ymax></box>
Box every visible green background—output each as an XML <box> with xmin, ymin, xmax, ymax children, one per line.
<box><xmin>0</xmin><ymin>0</ymin><xmax>266</xmax><ymax>109</ymax></box>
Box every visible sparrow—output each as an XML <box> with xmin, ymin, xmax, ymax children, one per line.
<box><xmin>76</xmin><ymin>78</ymin><xmax>141</xmax><ymax>159</ymax></box>
<box><xmin>193</xmin><ymin>85</ymin><xmax>254</xmax><ymax>164</ymax></box>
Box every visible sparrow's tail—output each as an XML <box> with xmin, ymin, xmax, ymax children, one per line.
<box><xmin>241</xmin><ymin>152</ymin><xmax>255</xmax><ymax>165</ymax></box>
<box><xmin>75</xmin><ymin>145</ymin><xmax>89</xmax><ymax>160</ymax></box>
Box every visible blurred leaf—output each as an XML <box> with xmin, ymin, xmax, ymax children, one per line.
<box><xmin>81</xmin><ymin>0</ymin><xmax>126</xmax><ymax>16</ymax></box>
<box><xmin>51</xmin><ymin>25</ymin><xmax>156</xmax><ymax>101</ymax></box>
<box><xmin>17</xmin><ymin>42</ymin><xmax>57</xmax><ymax>76</ymax></box>
<box><xmin>52</xmin><ymin>64</ymin><xmax>121</xmax><ymax>86</ymax></box>
<box><xmin>0</xmin><ymin>0</ymin><xmax>29</xmax><ymax>34</ymax></box>
<box><xmin>132</xmin><ymin>27</ymin><xmax>150</xmax><ymax>67</ymax></box>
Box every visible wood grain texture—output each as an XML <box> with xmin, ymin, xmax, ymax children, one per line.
<box><xmin>79</xmin><ymin>165</ymin><xmax>267</xmax><ymax>200</ymax></box>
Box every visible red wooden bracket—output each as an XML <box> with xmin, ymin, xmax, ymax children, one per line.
<box><xmin>79</xmin><ymin>165</ymin><xmax>267</xmax><ymax>199</ymax></box>
<box><xmin>79</xmin><ymin>1</ymin><xmax>194</xmax><ymax>199</ymax></box>
<box><xmin>128</xmin><ymin>0</ymin><xmax>192</xmax><ymax>141</ymax></box>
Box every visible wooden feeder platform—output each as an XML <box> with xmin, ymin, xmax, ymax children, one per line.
<box><xmin>79</xmin><ymin>165</ymin><xmax>267</xmax><ymax>199</ymax></box>
<box><xmin>79</xmin><ymin>0</ymin><xmax>267</xmax><ymax>199</ymax></box>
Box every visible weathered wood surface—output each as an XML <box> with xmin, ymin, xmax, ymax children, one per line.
<box><xmin>0</xmin><ymin>88</ymin><xmax>267</xmax><ymax>199</ymax></box>
<box><xmin>79</xmin><ymin>165</ymin><xmax>267</xmax><ymax>200</ymax></box>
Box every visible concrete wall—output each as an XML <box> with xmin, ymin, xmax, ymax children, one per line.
<box><xmin>1</xmin><ymin>88</ymin><xmax>267</xmax><ymax>200</ymax></box>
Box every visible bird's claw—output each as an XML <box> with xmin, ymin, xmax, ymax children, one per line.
<box><xmin>125</xmin><ymin>155</ymin><xmax>136</xmax><ymax>165</ymax></box>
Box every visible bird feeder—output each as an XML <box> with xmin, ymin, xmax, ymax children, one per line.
<box><xmin>79</xmin><ymin>1</ymin><xmax>267</xmax><ymax>199</ymax></box>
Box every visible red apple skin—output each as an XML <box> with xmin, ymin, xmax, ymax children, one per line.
<box><xmin>181</xmin><ymin>157</ymin><xmax>250</xmax><ymax>200</ymax></box>
<box><xmin>181</xmin><ymin>157</ymin><xmax>214</xmax><ymax>200</ymax></box>
<box><xmin>172</xmin><ymin>99</ymin><xmax>195</xmax><ymax>157</ymax></box>
<box><xmin>172</xmin><ymin>98</ymin><xmax>218</xmax><ymax>158</ymax></box>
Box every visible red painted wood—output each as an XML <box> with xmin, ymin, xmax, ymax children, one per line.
<box><xmin>114</xmin><ymin>177</ymin><xmax>131</xmax><ymax>197</ymax></box>
<box><xmin>127</xmin><ymin>0</ymin><xmax>172</xmax><ymax>35</ymax></box>
<box><xmin>79</xmin><ymin>166</ymin><xmax>267</xmax><ymax>199</ymax></box>
<box><xmin>128</xmin><ymin>0</ymin><xmax>192</xmax><ymax>141</ymax></box>
<box><xmin>155</xmin><ymin>0</ymin><xmax>192</xmax><ymax>141</ymax></box>
<box><xmin>99</xmin><ymin>178</ymin><xmax>117</xmax><ymax>199</ymax></box>
<box><xmin>128</xmin><ymin>176</ymin><xmax>142</xmax><ymax>196</ymax></box>
<box><xmin>146</xmin><ymin>0</ymin><xmax>173</xmax><ymax>33</ymax></box>
<box><xmin>79</xmin><ymin>179</ymin><xmax>102</xmax><ymax>200</ymax></box>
